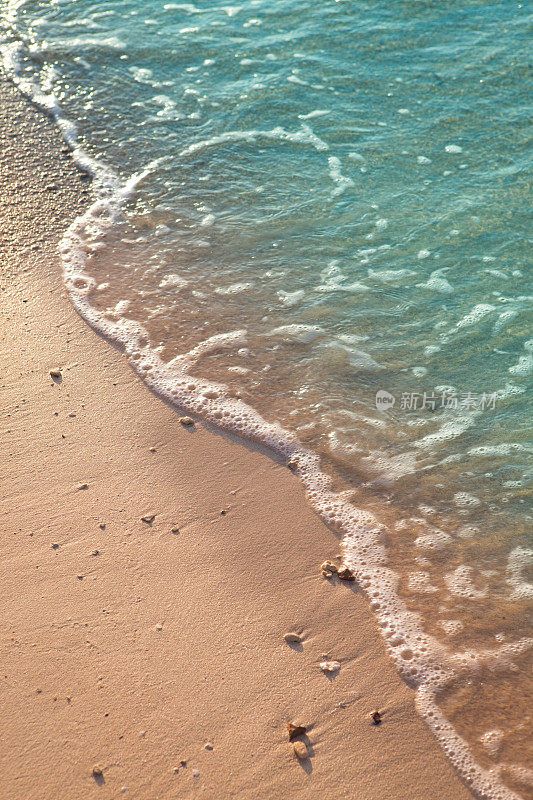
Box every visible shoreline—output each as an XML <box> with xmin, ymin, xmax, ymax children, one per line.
<box><xmin>0</xmin><ymin>75</ymin><xmax>475</xmax><ymax>800</ymax></box>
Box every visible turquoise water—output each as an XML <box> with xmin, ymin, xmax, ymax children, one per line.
<box><xmin>1</xmin><ymin>1</ymin><xmax>532</xmax><ymax>797</ymax></box>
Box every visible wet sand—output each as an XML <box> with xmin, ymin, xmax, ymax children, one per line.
<box><xmin>0</xmin><ymin>75</ymin><xmax>475</xmax><ymax>800</ymax></box>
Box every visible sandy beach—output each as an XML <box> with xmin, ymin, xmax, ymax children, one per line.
<box><xmin>0</xmin><ymin>75</ymin><xmax>476</xmax><ymax>800</ymax></box>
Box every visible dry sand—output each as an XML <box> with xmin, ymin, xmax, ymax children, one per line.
<box><xmin>0</xmin><ymin>76</ymin><xmax>475</xmax><ymax>800</ymax></box>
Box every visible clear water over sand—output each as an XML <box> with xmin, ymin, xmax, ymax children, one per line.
<box><xmin>2</xmin><ymin>1</ymin><xmax>531</xmax><ymax>796</ymax></box>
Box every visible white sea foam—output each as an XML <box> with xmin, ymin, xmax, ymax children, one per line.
<box><xmin>277</xmin><ymin>289</ymin><xmax>305</xmax><ymax>307</ymax></box>
<box><xmin>214</xmin><ymin>282</ymin><xmax>253</xmax><ymax>295</ymax></box>
<box><xmin>416</xmin><ymin>269</ymin><xmax>454</xmax><ymax>293</ymax></box>
<box><xmin>179</xmin><ymin>123</ymin><xmax>329</xmax><ymax>157</ymax></box>
<box><xmin>3</xmin><ymin>27</ymin><xmax>529</xmax><ymax>800</ymax></box>
<box><xmin>508</xmin><ymin>339</ymin><xmax>533</xmax><ymax>377</ymax></box>
<box><xmin>328</xmin><ymin>156</ymin><xmax>354</xmax><ymax>196</ymax></box>
<box><xmin>269</xmin><ymin>324</ymin><xmax>323</xmax><ymax>343</ymax></box>
<box><xmin>506</xmin><ymin>547</ymin><xmax>533</xmax><ymax>601</ymax></box>
<box><xmin>159</xmin><ymin>274</ymin><xmax>189</xmax><ymax>290</ymax></box>
<box><xmin>456</xmin><ymin>303</ymin><xmax>496</xmax><ymax>328</ymax></box>
<box><xmin>408</xmin><ymin>571</ymin><xmax>439</xmax><ymax>594</ymax></box>
<box><xmin>444</xmin><ymin>565</ymin><xmax>488</xmax><ymax>599</ymax></box>
<box><xmin>298</xmin><ymin>109</ymin><xmax>331</xmax><ymax>119</ymax></box>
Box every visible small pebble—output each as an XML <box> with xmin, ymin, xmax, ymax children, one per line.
<box><xmin>76</xmin><ymin>574</ymin><xmax>84</xmax><ymax>581</ymax></box>
<box><xmin>49</xmin><ymin>368</ymin><xmax>62</xmax><ymax>379</ymax></box>
<box><xmin>149</xmin><ymin>446</ymin><xmax>157</xmax><ymax>452</ymax></box>
<box><xmin>337</xmin><ymin>566</ymin><xmax>355</xmax><ymax>582</ymax></box>
<box><xmin>171</xmin><ymin>526</ymin><xmax>180</xmax><ymax>534</ymax></box>
<box><xmin>319</xmin><ymin>660</ymin><xmax>341</xmax><ymax>673</ymax></box>
<box><xmin>287</xmin><ymin>722</ymin><xmax>307</xmax><ymax>741</ymax></box>
<box><xmin>91</xmin><ymin>550</ymin><xmax>100</xmax><ymax>557</ymax></box>
<box><xmin>92</xmin><ymin>765</ymin><xmax>103</xmax><ymax>778</ymax></box>
<box><xmin>371</xmin><ymin>710</ymin><xmax>382</xmax><ymax>725</ymax></box>
<box><xmin>141</xmin><ymin>514</ymin><xmax>156</xmax><ymax>524</ymax></box>
<box><xmin>321</xmin><ymin>560</ymin><xmax>337</xmax><ymax>574</ymax></box>
<box><xmin>292</xmin><ymin>741</ymin><xmax>308</xmax><ymax>760</ymax></box>
<box><xmin>179</xmin><ymin>416</ymin><xmax>194</xmax><ymax>426</ymax></box>
<box><xmin>283</xmin><ymin>632</ymin><xmax>301</xmax><ymax>644</ymax></box>
<box><xmin>99</xmin><ymin>523</ymin><xmax>106</xmax><ymax>530</ymax></box>
<box><xmin>155</xmin><ymin>623</ymin><xmax>163</xmax><ymax>631</ymax></box>
<box><xmin>192</xmin><ymin>768</ymin><xmax>200</xmax><ymax>778</ymax></box>
<box><xmin>204</xmin><ymin>742</ymin><xmax>213</xmax><ymax>751</ymax></box>
<box><xmin>51</xmin><ymin>543</ymin><xmax>59</xmax><ymax>550</ymax></box>
<box><xmin>286</xmin><ymin>457</ymin><xmax>299</xmax><ymax>471</ymax></box>
<box><xmin>76</xmin><ymin>482</ymin><xmax>88</xmax><ymax>491</ymax></box>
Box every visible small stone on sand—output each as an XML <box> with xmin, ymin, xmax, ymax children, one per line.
<box><xmin>49</xmin><ymin>368</ymin><xmax>61</xmax><ymax>378</ymax></box>
<box><xmin>99</xmin><ymin>523</ymin><xmax>106</xmax><ymax>530</ymax></box>
<box><xmin>149</xmin><ymin>446</ymin><xmax>157</xmax><ymax>452</ymax></box>
<box><xmin>287</xmin><ymin>722</ymin><xmax>307</xmax><ymax>741</ymax></box>
<box><xmin>179</xmin><ymin>416</ymin><xmax>194</xmax><ymax>426</ymax></box>
<box><xmin>286</xmin><ymin>457</ymin><xmax>299</xmax><ymax>471</ymax></box>
<box><xmin>155</xmin><ymin>623</ymin><xmax>163</xmax><ymax>631</ymax></box>
<box><xmin>171</xmin><ymin>526</ymin><xmax>180</xmax><ymax>534</ymax></box>
<box><xmin>91</xmin><ymin>550</ymin><xmax>100</xmax><ymax>556</ymax></box>
<box><xmin>76</xmin><ymin>482</ymin><xmax>88</xmax><ymax>491</ymax></box>
<box><xmin>141</xmin><ymin>514</ymin><xmax>156</xmax><ymax>524</ymax></box>
<box><xmin>371</xmin><ymin>710</ymin><xmax>382</xmax><ymax>725</ymax></box>
<box><xmin>337</xmin><ymin>566</ymin><xmax>355</xmax><ymax>582</ymax></box>
<box><xmin>51</xmin><ymin>543</ymin><xmax>59</xmax><ymax>550</ymax></box>
<box><xmin>319</xmin><ymin>660</ymin><xmax>341</xmax><ymax>673</ymax></box>
<box><xmin>292</xmin><ymin>741</ymin><xmax>308</xmax><ymax>760</ymax></box>
<box><xmin>92</xmin><ymin>765</ymin><xmax>103</xmax><ymax>778</ymax></box>
<box><xmin>321</xmin><ymin>560</ymin><xmax>338</xmax><ymax>573</ymax></box>
<box><xmin>192</xmin><ymin>768</ymin><xmax>200</xmax><ymax>778</ymax></box>
<box><xmin>204</xmin><ymin>742</ymin><xmax>213</xmax><ymax>750</ymax></box>
<box><xmin>284</xmin><ymin>632</ymin><xmax>302</xmax><ymax>644</ymax></box>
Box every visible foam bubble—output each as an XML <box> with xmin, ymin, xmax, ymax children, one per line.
<box><xmin>506</xmin><ymin>547</ymin><xmax>533</xmax><ymax>600</ymax></box>
<box><xmin>179</xmin><ymin>123</ymin><xmax>329</xmax><ymax>157</ymax></box>
<box><xmin>416</xmin><ymin>269</ymin><xmax>454</xmax><ymax>294</ymax></box>
<box><xmin>454</xmin><ymin>492</ymin><xmax>481</xmax><ymax>508</ymax></box>
<box><xmin>269</xmin><ymin>324</ymin><xmax>323</xmax><ymax>344</ymax></box>
<box><xmin>415</xmin><ymin>531</ymin><xmax>452</xmax><ymax>552</ymax></box>
<box><xmin>328</xmin><ymin>156</ymin><xmax>354</xmax><ymax>196</ymax></box>
<box><xmin>444</xmin><ymin>565</ymin><xmax>488</xmax><ymax>599</ymax></box>
<box><xmin>277</xmin><ymin>289</ymin><xmax>305</xmax><ymax>308</ymax></box>
<box><xmin>214</xmin><ymin>282</ymin><xmax>253</xmax><ymax>295</ymax></box>
<box><xmin>440</xmin><ymin>620</ymin><xmax>464</xmax><ymax>636</ymax></box>
<box><xmin>456</xmin><ymin>303</ymin><xmax>496</xmax><ymax>329</ymax></box>
<box><xmin>407</xmin><ymin>572</ymin><xmax>439</xmax><ymax>594</ymax></box>
<box><xmin>480</xmin><ymin>729</ymin><xmax>504</xmax><ymax>757</ymax></box>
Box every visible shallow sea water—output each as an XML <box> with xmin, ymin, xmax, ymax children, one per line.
<box><xmin>1</xmin><ymin>1</ymin><xmax>531</xmax><ymax>797</ymax></box>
